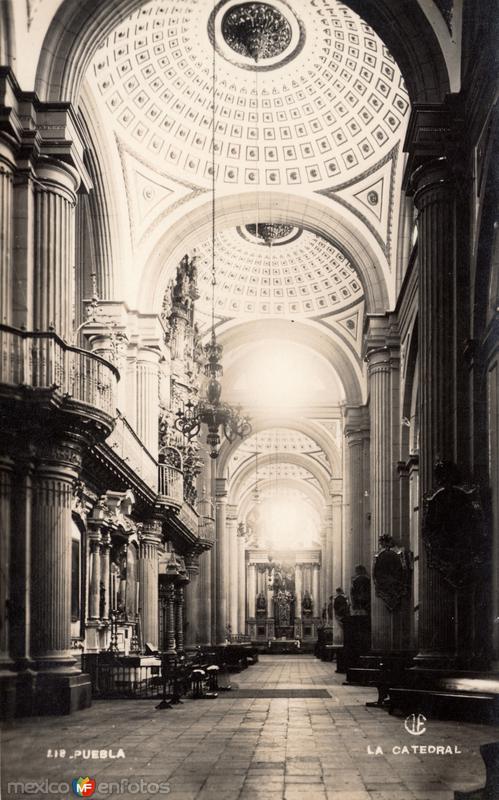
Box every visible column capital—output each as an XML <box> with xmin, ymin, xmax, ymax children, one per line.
<box><xmin>343</xmin><ymin>405</ymin><xmax>370</xmax><ymax>439</ymax></box>
<box><xmin>226</xmin><ymin>504</ymin><xmax>238</xmax><ymax>521</ymax></box>
<box><xmin>215</xmin><ymin>477</ymin><xmax>228</xmax><ymax>498</ymax></box>
<box><xmin>139</xmin><ymin>518</ymin><xmax>163</xmax><ymax>545</ymax></box>
<box><xmin>411</xmin><ymin>156</ymin><xmax>457</xmax><ymax>209</ymax></box>
<box><xmin>185</xmin><ymin>555</ymin><xmax>200</xmax><ymax>577</ymax></box>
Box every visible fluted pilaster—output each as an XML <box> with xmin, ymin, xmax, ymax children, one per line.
<box><xmin>248</xmin><ymin>563</ymin><xmax>257</xmax><ymax>618</ymax></box>
<box><xmin>184</xmin><ymin>556</ymin><xmax>200</xmax><ymax>647</ymax></box>
<box><xmin>367</xmin><ymin>345</ymin><xmax>404</xmax><ymax>652</ymax></box>
<box><xmin>88</xmin><ymin>532</ymin><xmax>102</xmax><ymax>622</ymax></box>
<box><xmin>0</xmin><ymin>453</ymin><xmax>13</xmax><ymax>668</ymax></box>
<box><xmin>198</xmin><ymin>549</ymin><xmax>212</xmax><ymax>645</ymax></box>
<box><xmin>138</xmin><ymin>520</ymin><xmax>162</xmax><ymax>649</ymax></box>
<box><xmin>295</xmin><ymin>564</ymin><xmax>302</xmax><ymax>618</ymax></box>
<box><xmin>30</xmin><ymin>437</ymin><xmax>82</xmax><ymax>672</ymax></box>
<box><xmin>33</xmin><ymin>158</ymin><xmax>80</xmax><ymax>341</ymax></box>
<box><xmin>136</xmin><ymin>348</ymin><xmax>160</xmax><ymax>458</ymax></box>
<box><xmin>237</xmin><ymin>534</ymin><xmax>247</xmax><ymax>635</ymax></box>
<box><xmin>227</xmin><ymin>506</ymin><xmax>238</xmax><ymax>636</ymax></box>
<box><xmin>215</xmin><ymin>479</ymin><xmax>228</xmax><ymax>643</ymax></box>
<box><xmin>330</xmin><ymin>498</ymin><xmax>342</xmax><ymax>599</ymax></box>
<box><xmin>100</xmin><ymin>532</ymin><xmax>111</xmax><ymax>623</ymax></box>
<box><xmin>0</xmin><ymin>139</ymin><xmax>14</xmax><ymax>326</ymax></box>
<box><xmin>344</xmin><ymin>407</ymin><xmax>370</xmax><ymax>585</ymax></box>
<box><xmin>413</xmin><ymin>157</ymin><xmax>460</xmax><ymax>664</ymax></box>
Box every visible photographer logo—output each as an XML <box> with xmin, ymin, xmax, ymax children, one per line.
<box><xmin>404</xmin><ymin>714</ymin><xmax>427</xmax><ymax>736</ymax></box>
<box><xmin>72</xmin><ymin>777</ymin><xmax>96</xmax><ymax>797</ymax></box>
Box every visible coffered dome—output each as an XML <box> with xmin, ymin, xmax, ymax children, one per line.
<box><xmin>193</xmin><ymin>226</ymin><xmax>363</xmax><ymax>321</ymax></box>
<box><xmin>90</xmin><ymin>0</ymin><xmax>409</xmax><ymax>189</ymax></box>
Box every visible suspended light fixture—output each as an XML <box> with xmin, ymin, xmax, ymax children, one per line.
<box><xmin>174</xmin><ymin>9</ymin><xmax>251</xmax><ymax>459</ymax></box>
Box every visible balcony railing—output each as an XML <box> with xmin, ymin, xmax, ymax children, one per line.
<box><xmin>158</xmin><ymin>463</ymin><xmax>184</xmax><ymax>507</ymax></box>
<box><xmin>106</xmin><ymin>413</ymin><xmax>158</xmax><ymax>489</ymax></box>
<box><xmin>0</xmin><ymin>325</ymin><xmax>119</xmax><ymax>418</ymax></box>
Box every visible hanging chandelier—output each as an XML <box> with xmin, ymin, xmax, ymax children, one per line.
<box><xmin>173</xmin><ymin>13</ymin><xmax>251</xmax><ymax>459</ymax></box>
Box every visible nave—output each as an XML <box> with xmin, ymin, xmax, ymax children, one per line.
<box><xmin>2</xmin><ymin>655</ymin><xmax>497</xmax><ymax>800</ymax></box>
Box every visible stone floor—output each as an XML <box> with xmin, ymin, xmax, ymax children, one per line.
<box><xmin>1</xmin><ymin>655</ymin><xmax>498</xmax><ymax>799</ymax></box>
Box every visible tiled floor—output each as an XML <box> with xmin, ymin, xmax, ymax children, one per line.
<box><xmin>1</xmin><ymin>656</ymin><xmax>497</xmax><ymax>799</ymax></box>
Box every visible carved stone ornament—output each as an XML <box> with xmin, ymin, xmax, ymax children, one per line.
<box><xmin>422</xmin><ymin>460</ymin><xmax>486</xmax><ymax>588</ymax></box>
<box><xmin>373</xmin><ymin>535</ymin><xmax>412</xmax><ymax>611</ymax></box>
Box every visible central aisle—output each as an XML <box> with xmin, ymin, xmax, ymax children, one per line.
<box><xmin>1</xmin><ymin>656</ymin><xmax>497</xmax><ymax>799</ymax></box>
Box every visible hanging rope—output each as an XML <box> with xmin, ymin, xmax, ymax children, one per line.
<box><xmin>211</xmin><ymin>0</ymin><xmax>217</xmax><ymax>336</ymax></box>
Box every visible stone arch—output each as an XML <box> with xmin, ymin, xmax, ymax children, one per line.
<box><xmin>140</xmin><ymin>191</ymin><xmax>389</xmax><ymax>314</ymax></box>
<box><xmin>216</xmin><ymin>317</ymin><xmax>364</xmax><ymax>407</ymax></box>
<box><xmin>218</xmin><ymin>415</ymin><xmax>342</xmax><ymax>478</ymax></box>
<box><xmin>230</xmin><ymin>451</ymin><xmax>331</xmax><ymax>502</ymax></box>
<box><xmin>238</xmin><ymin>478</ymin><xmax>326</xmax><ymax>523</ymax></box>
<box><xmin>35</xmin><ymin>0</ymin><xmax>450</xmax><ymax>106</ymax></box>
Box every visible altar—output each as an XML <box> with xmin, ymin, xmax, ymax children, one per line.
<box><xmin>246</xmin><ymin>548</ymin><xmax>321</xmax><ymax>643</ymax></box>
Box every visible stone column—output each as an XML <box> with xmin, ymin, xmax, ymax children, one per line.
<box><xmin>331</xmin><ymin>495</ymin><xmax>342</xmax><ymax>602</ymax></box>
<box><xmin>29</xmin><ymin>434</ymin><xmax>89</xmax><ymax>712</ymax></box>
<box><xmin>87</xmin><ymin>531</ymin><xmax>102</xmax><ymax>622</ymax></box>
<box><xmin>174</xmin><ymin>584</ymin><xmax>185</xmax><ymax>654</ymax></box>
<box><xmin>9</xmin><ymin>448</ymin><xmax>35</xmax><ymax>670</ymax></box>
<box><xmin>136</xmin><ymin>348</ymin><xmax>160</xmax><ymax>459</ymax></box>
<box><xmin>366</xmin><ymin>341</ymin><xmax>403</xmax><ymax>652</ymax></box>
<box><xmin>0</xmin><ymin>454</ymin><xmax>13</xmax><ymax>666</ymax></box>
<box><xmin>138</xmin><ymin>520</ymin><xmax>162</xmax><ymax>650</ymax></box>
<box><xmin>198</xmin><ymin>549</ymin><xmax>212</xmax><ymax>645</ymax></box>
<box><xmin>100</xmin><ymin>532</ymin><xmax>111</xmax><ymax>624</ymax></box>
<box><xmin>248</xmin><ymin>563</ymin><xmax>257</xmax><ymax>618</ymax></box>
<box><xmin>0</xmin><ymin>136</ymin><xmax>14</xmax><ymax>325</ymax></box>
<box><xmin>344</xmin><ymin>406</ymin><xmax>370</xmax><ymax>585</ymax></box>
<box><xmin>215</xmin><ymin>478</ymin><xmax>228</xmax><ymax>643</ymax></box>
<box><xmin>226</xmin><ymin>505</ymin><xmax>238</xmax><ymax>637</ymax></box>
<box><xmin>237</xmin><ymin>533</ymin><xmax>247</xmax><ymax>635</ymax></box>
<box><xmin>184</xmin><ymin>556</ymin><xmax>200</xmax><ymax>647</ymax></box>
<box><xmin>0</xmin><ymin>451</ymin><xmax>15</xmax><ymax>714</ymax></box>
<box><xmin>312</xmin><ymin>564</ymin><xmax>320</xmax><ymax>614</ymax></box>
<box><xmin>295</xmin><ymin>564</ymin><xmax>302</xmax><ymax>619</ymax></box>
<box><xmin>412</xmin><ymin>157</ymin><xmax>461</xmax><ymax>665</ymax></box>
<box><xmin>33</xmin><ymin>158</ymin><xmax>80</xmax><ymax>341</ymax></box>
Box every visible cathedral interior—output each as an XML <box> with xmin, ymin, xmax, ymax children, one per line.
<box><xmin>0</xmin><ymin>0</ymin><xmax>498</xmax><ymax>797</ymax></box>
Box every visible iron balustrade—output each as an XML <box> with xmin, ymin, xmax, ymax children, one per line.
<box><xmin>158</xmin><ymin>462</ymin><xmax>184</xmax><ymax>505</ymax></box>
<box><xmin>0</xmin><ymin>324</ymin><xmax>119</xmax><ymax>417</ymax></box>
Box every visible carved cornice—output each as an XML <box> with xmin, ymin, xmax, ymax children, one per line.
<box><xmin>403</xmin><ymin>99</ymin><xmax>464</xmax><ymax>191</ymax></box>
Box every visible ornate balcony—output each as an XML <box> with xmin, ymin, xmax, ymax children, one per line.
<box><xmin>158</xmin><ymin>462</ymin><xmax>184</xmax><ymax>509</ymax></box>
<box><xmin>0</xmin><ymin>324</ymin><xmax>119</xmax><ymax>431</ymax></box>
<box><xmin>106</xmin><ymin>413</ymin><xmax>158</xmax><ymax>489</ymax></box>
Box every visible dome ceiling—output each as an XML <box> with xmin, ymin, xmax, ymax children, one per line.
<box><xmin>193</xmin><ymin>226</ymin><xmax>363</xmax><ymax>321</ymax></box>
<box><xmin>229</xmin><ymin>427</ymin><xmax>330</xmax><ymax>477</ymax></box>
<box><xmin>90</xmin><ymin>0</ymin><xmax>410</xmax><ymax>190</ymax></box>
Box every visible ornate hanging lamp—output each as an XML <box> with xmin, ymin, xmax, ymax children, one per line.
<box><xmin>174</xmin><ymin>13</ymin><xmax>251</xmax><ymax>459</ymax></box>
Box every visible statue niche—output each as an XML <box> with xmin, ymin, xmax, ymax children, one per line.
<box><xmin>256</xmin><ymin>591</ymin><xmax>267</xmax><ymax>616</ymax></box>
<box><xmin>302</xmin><ymin>590</ymin><xmax>313</xmax><ymax>616</ymax></box>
